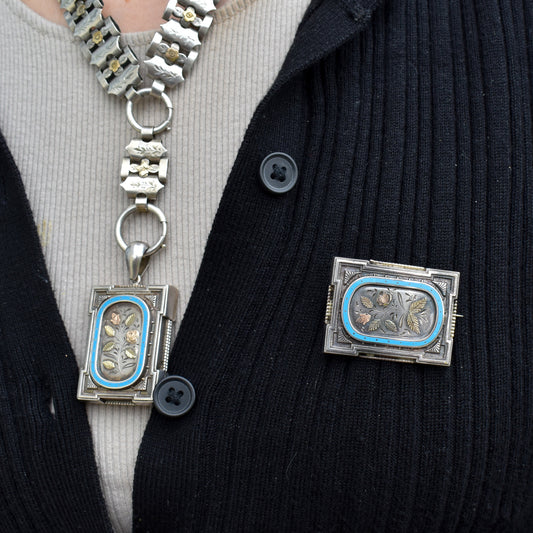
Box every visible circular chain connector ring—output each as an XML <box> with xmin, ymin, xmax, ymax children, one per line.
<box><xmin>115</xmin><ymin>203</ymin><xmax>167</xmax><ymax>257</ymax></box>
<box><xmin>126</xmin><ymin>89</ymin><xmax>173</xmax><ymax>135</ymax></box>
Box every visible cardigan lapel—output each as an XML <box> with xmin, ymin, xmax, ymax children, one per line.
<box><xmin>0</xmin><ymin>133</ymin><xmax>112</xmax><ymax>531</ymax></box>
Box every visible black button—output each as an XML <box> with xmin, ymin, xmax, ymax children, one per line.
<box><xmin>153</xmin><ymin>375</ymin><xmax>196</xmax><ymax>417</ymax></box>
<box><xmin>259</xmin><ymin>152</ymin><xmax>298</xmax><ymax>194</ymax></box>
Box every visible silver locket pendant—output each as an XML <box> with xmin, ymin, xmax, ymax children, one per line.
<box><xmin>77</xmin><ymin>284</ymin><xmax>178</xmax><ymax>405</ymax></box>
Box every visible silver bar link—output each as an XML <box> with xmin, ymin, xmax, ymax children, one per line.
<box><xmin>145</xmin><ymin>0</ymin><xmax>218</xmax><ymax>88</ymax></box>
<box><xmin>120</xmin><ymin>140</ymin><xmax>168</xmax><ymax>201</ymax></box>
<box><xmin>59</xmin><ymin>0</ymin><xmax>142</xmax><ymax>96</ymax></box>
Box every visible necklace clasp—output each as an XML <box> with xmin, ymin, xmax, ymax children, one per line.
<box><xmin>126</xmin><ymin>88</ymin><xmax>173</xmax><ymax>138</ymax></box>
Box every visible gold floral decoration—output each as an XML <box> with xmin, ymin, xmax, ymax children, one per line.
<box><xmin>92</xmin><ymin>30</ymin><xmax>103</xmax><ymax>45</ymax></box>
<box><xmin>183</xmin><ymin>7</ymin><xmax>197</xmax><ymax>23</ymax></box>
<box><xmin>377</xmin><ymin>292</ymin><xmax>391</xmax><ymax>306</ymax></box>
<box><xmin>356</xmin><ymin>313</ymin><xmax>371</xmax><ymax>325</ymax></box>
<box><xmin>130</xmin><ymin>158</ymin><xmax>159</xmax><ymax>178</ymax></box>
<box><xmin>165</xmin><ymin>47</ymin><xmax>180</xmax><ymax>63</ymax></box>
<box><xmin>109</xmin><ymin>59</ymin><xmax>121</xmax><ymax>73</ymax></box>
<box><xmin>75</xmin><ymin>2</ymin><xmax>86</xmax><ymax>17</ymax></box>
<box><xmin>126</xmin><ymin>330</ymin><xmax>139</xmax><ymax>344</ymax></box>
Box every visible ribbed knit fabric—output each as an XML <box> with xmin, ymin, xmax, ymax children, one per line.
<box><xmin>1</xmin><ymin>0</ymin><xmax>533</xmax><ymax>531</ymax></box>
<box><xmin>0</xmin><ymin>0</ymin><xmax>310</xmax><ymax>531</ymax></box>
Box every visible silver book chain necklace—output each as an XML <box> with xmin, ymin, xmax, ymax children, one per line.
<box><xmin>59</xmin><ymin>0</ymin><xmax>219</xmax><ymax>413</ymax></box>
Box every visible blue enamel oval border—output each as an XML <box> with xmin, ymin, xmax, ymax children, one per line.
<box><xmin>90</xmin><ymin>295</ymin><xmax>150</xmax><ymax>389</ymax></box>
<box><xmin>341</xmin><ymin>277</ymin><xmax>444</xmax><ymax>348</ymax></box>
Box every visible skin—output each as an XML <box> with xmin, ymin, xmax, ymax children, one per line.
<box><xmin>21</xmin><ymin>0</ymin><xmax>231</xmax><ymax>32</ymax></box>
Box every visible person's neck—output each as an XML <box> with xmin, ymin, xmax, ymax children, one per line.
<box><xmin>21</xmin><ymin>0</ymin><xmax>230</xmax><ymax>33</ymax></box>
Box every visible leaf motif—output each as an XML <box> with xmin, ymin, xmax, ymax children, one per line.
<box><xmin>125</xmin><ymin>347</ymin><xmax>136</xmax><ymax>359</ymax></box>
<box><xmin>140</xmin><ymin>146</ymin><xmax>163</xmax><ymax>158</ymax></box>
<box><xmin>144</xmin><ymin>57</ymin><xmax>184</xmax><ymax>87</ymax></box>
<box><xmin>406</xmin><ymin>312</ymin><xmax>420</xmax><ymax>334</ymax></box>
<box><xmin>361</xmin><ymin>296</ymin><xmax>374</xmax><ymax>309</ymax></box>
<box><xmin>126</xmin><ymin>140</ymin><xmax>167</xmax><ymax>159</ymax></box>
<box><xmin>160</xmin><ymin>20</ymin><xmax>201</xmax><ymax>50</ymax></box>
<box><xmin>108</xmin><ymin>64</ymin><xmax>141</xmax><ymax>96</ymax></box>
<box><xmin>104</xmin><ymin>325</ymin><xmax>115</xmax><ymax>337</ymax></box>
<box><xmin>102</xmin><ymin>360</ymin><xmax>115</xmax><ymax>370</ymax></box>
<box><xmin>103</xmin><ymin>341</ymin><xmax>115</xmax><ymax>352</ymax></box>
<box><xmin>409</xmin><ymin>298</ymin><xmax>427</xmax><ymax>314</ymax></box>
<box><xmin>367</xmin><ymin>319</ymin><xmax>380</xmax><ymax>331</ymax></box>
<box><xmin>384</xmin><ymin>319</ymin><xmax>398</xmax><ymax>332</ymax></box>
<box><xmin>125</xmin><ymin>313</ymin><xmax>136</xmax><ymax>327</ymax></box>
<box><xmin>399</xmin><ymin>313</ymin><xmax>405</xmax><ymax>328</ymax></box>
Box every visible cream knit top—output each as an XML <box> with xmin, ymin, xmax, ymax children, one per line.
<box><xmin>0</xmin><ymin>0</ymin><xmax>310</xmax><ymax>530</ymax></box>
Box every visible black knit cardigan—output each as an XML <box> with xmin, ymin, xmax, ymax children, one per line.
<box><xmin>1</xmin><ymin>0</ymin><xmax>532</xmax><ymax>531</ymax></box>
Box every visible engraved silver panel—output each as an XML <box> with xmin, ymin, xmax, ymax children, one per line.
<box><xmin>144</xmin><ymin>57</ymin><xmax>185</xmax><ymax>87</ymax></box>
<box><xmin>160</xmin><ymin>20</ymin><xmax>202</xmax><ymax>51</ymax></box>
<box><xmin>73</xmin><ymin>8</ymin><xmax>104</xmax><ymax>40</ymax></box>
<box><xmin>120</xmin><ymin>176</ymin><xmax>165</xmax><ymax>199</ymax></box>
<box><xmin>125</xmin><ymin>140</ymin><xmax>168</xmax><ymax>160</ymax></box>
<box><xmin>96</xmin><ymin>300</ymin><xmax>145</xmax><ymax>382</ymax></box>
<box><xmin>346</xmin><ymin>284</ymin><xmax>439</xmax><ymax>343</ymax></box>
<box><xmin>183</xmin><ymin>0</ymin><xmax>217</xmax><ymax>16</ymax></box>
<box><xmin>90</xmin><ymin>35</ymin><xmax>122</xmax><ymax>68</ymax></box>
<box><xmin>107</xmin><ymin>63</ymin><xmax>142</xmax><ymax>96</ymax></box>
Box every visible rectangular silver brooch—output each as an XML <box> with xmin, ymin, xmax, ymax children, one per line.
<box><xmin>324</xmin><ymin>258</ymin><xmax>460</xmax><ymax>365</ymax></box>
<box><xmin>77</xmin><ymin>285</ymin><xmax>178</xmax><ymax>405</ymax></box>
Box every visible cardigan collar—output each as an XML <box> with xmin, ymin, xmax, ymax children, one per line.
<box><xmin>264</xmin><ymin>0</ymin><xmax>384</xmax><ymax>101</ymax></box>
